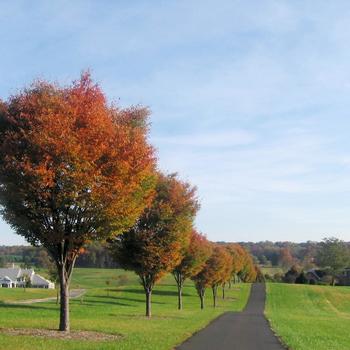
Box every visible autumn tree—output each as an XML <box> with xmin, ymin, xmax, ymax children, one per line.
<box><xmin>110</xmin><ymin>173</ymin><xmax>199</xmax><ymax>317</ymax></box>
<box><xmin>279</xmin><ymin>247</ymin><xmax>294</xmax><ymax>270</ymax></box>
<box><xmin>190</xmin><ymin>247</ymin><xmax>213</xmax><ymax>310</ymax></box>
<box><xmin>208</xmin><ymin>246</ymin><xmax>232</xmax><ymax>307</ymax></box>
<box><xmin>220</xmin><ymin>250</ymin><xmax>234</xmax><ymax>299</ymax></box>
<box><xmin>238</xmin><ymin>248</ymin><xmax>257</xmax><ymax>282</ymax></box>
<box><xmin>172</xmin><ymin>230</ymin><xmax>211</xmax><ymax>310</ymax></box>
<box><xmin>192</xmin><ymin>244</ymin><xmax>232</xmax><ymax>308</ymax></box>
<box><xmin>0</xmin><ymin>73</ymin><xmax>156</xmax><ymax>331</ymax></box>
<box><xmin>226</xmin><ymin>243</ymin><xmax>245</xmax><ymax>285</ymax></box>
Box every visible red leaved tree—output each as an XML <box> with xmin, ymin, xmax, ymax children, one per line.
<box><xmin>110</xmin><ymin>173</ymin><xmax>199</xmax><ymax>317</ymax></box>
<box><xmin>173</xmin><ymin>230</ymin><xmax>212</xmax><ymax>310</ymax></box>
<box><xmin>0</xmin><ymin>73</ymin><xmax>156</xmax><ymax>331</ymax></box>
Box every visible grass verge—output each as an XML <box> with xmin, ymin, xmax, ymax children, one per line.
<box><xmin>266</xmin><ymin>283</ymin><xmax>350</xmax><ymax>350</ymax></box>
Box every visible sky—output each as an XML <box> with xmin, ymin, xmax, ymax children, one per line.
<box><xmin>1</xmin><ymin>0</ymin><xmax>350</xmax><ymax>244</ymax></box>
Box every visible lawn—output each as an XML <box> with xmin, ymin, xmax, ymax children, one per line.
<box><xmin>260</xmin><ymin>266</ymin><xmax>284</xmax><ymax>275</ymax></box>
<box><xmin>266</xmin><ymin>283</ymin><xmax>350</xmax><ymax>350</ymax></box>
<box><xmin>0</xmin><ymin>268</ymin><xmax>251</xmax><ymax>350</ymax></box>
<box><xmin>0</xmin><ymin>288</ymin><xmax>56</xmax><ymax>302</ymax></box>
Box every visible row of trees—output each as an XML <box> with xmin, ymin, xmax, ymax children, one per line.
<box><xmin>0</xmin><ymin>73</ymin><xmax>257</xmax><ymax>332</ymax></box>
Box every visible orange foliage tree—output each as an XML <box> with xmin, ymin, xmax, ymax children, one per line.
<box><xmin>279</xmin><ymin>247</ymin><xmax>294</xmax><ymax>269</ymax></box>
<box><xmin>226</xmin><ymin>243</ymin><xmax>246</xmax><ymax>285</ymax></box>
<box><xmin>208</xmin><ymin>245</ymin><xmax>233</xmax><ymax>307</ymax></box>
<box><xmin>0</xmin><ymin>73</ymin><xmax>156</xmax><ymax>331</ymax></box>
<box><xmin>192</xmin><ymin>244</ymin><xmax>232</xmax><ymax>308</ymax></box>
<box><xmin>239</xmin><ymin>250</ymin><xmax>257</xmax><ymax>282</ymax></box>
<box><xmin>173</xmin><ymin>230</ymin><xmax>212</xmax><ymax>310</ymax></box>
<box><xmin>110</xmin><ymin>173</ymin><xmax>199</xmax><ymax>317</ymax></box>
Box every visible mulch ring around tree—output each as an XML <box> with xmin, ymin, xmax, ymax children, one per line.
<box><xmin>0</xmin><ymin>328</ymin><xmax>122</xmax><ymax>341</ymax></box>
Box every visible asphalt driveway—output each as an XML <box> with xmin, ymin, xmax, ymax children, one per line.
<box><xmin>177</xmin><ymin>283</ymin><xmax>285</xmax><ymax>350</ymax></box>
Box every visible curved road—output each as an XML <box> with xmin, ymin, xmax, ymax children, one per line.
<box><xmin>177</xmin><ymin>283</ymin><xmax>285</xmax><ymax>350</ymax></box>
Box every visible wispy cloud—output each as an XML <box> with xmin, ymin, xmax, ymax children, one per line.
<box><xmin>2</xmin><ymin>1</ymin><xmax>350</xmax><ymax>243</ymax></box>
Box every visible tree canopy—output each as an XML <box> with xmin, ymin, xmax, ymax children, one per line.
<box><xmin>110</xmin><ymin>172</ymin><xmax>199</xmax><ymax>317</ymax></box>
<box><xmin>173</xmin><ymin>230</ymin><xmax>212</xmax><ymax>309</ymax></box>
<box><xmin>316</xmin><ymin>237</ymin><xmax>350</xmax><ymax>272</ymax></box>
<box><xmin>0</xmin><ymin>73</ymin><xmax>156</xmax><ymax>331</ymax></box>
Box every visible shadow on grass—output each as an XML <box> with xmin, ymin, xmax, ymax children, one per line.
<box><xmin>108</xmin><ymin>312</ymin><xmax>187</xmax><ymax>320</ymax></box>
<box><xmin>81</xmin><ymin>299</ymin><xmax>134</xmax><ymax>307</ymax></box>
<box><xmin>0</xmin><ymin>301</ymin><xmax>55</xmax><ymax>312</ymax></box>
<box><xmin>120</xmin><ymin>288</ymin><xmax>191</xmax><ymax>297</ymax></box>
<box><xmin>95</xmin><ymin>295</ymin><xmax>166</xmax><ymax>305</ymax></box>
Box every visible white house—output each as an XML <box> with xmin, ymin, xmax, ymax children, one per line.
<box><xmin>0</xmin><ymin>267</ymin><xmax>54</xmax><ymax>289</ymax></box>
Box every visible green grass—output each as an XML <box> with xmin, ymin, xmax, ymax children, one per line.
<box><xmin>260</xmin><ymin>266</ymin><xmax>284</xmax><ymax>275</ymax></box>
<box><xmin>266</xmin><ymin>283</ymin><xmax>350</xmax><ymax>350</ymax></box>
<box><xmin>0</xmin><ymin>268</ymin><xmax>251</xmax><ymax>350</ymax></box>
<box><xmin>0</xmin><ymin>288</ymin><xmax>56</xmax><ymax>302</ymax></box>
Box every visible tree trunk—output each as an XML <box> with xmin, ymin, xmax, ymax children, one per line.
<box><xmin>177</xmin><ymin>284</ymin><xmax>183</xmax><ymax>310</ymax></box>
<box><xmin>200</xmin><ymin>293</ymin><xmax>204</xmax><ymax>309</ymax></box>
<box><xmin>228</xmin><ymin>279</ymin><xmax>232</xmax><ymax>289</ymax></box>
<box><xmin>56</xmin><ymin>255</ymin><xmax>77</xmax><ymax>332</ymax></box>
<box><xmin>58</xmin><ymin>267</ymin><xmax>70</xmax><ymax>332</ymax></box>
<box><xmin>56</xmin><ymin>288</ymin><xmax>59</xmax><ymax>305</ymax></box>
<box><xmin>140</xmin><ymin>275</ymin><xmax>154</xmax><ymax>318</ymax></box>
<box><xmin>173</xmin><ymin>271</ymin><xmax>184</xmax><ymax>310</ymax></box>
<box><xmin>146</xmin><ymin>289</ymin><xmax>152</xmax><ymax>317</ymax></box>
<box><xmin>222</xmin><ymin>283</ymin><xmax>225</xmax><ymax>299</ymax></box>
<box><xmin>212</xmin><ymin>285</ymin><xmax>217</xmax><ymax>308</ymax></box>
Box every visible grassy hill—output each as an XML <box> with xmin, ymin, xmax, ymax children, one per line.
<box><xmin>0</xmin><ymin>268</ymin><xmax>250</xmax><ymax>350</ymax></box>
<box><xmin>266</xmin><ymin>283</ymin><xmax>350</xmax><ymax>350</ymax></box>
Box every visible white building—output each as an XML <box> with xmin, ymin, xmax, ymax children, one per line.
<box><xmin>0</xmin><ymin>267</ymin><xmax>54</xmax><ymax>289</ymax></box>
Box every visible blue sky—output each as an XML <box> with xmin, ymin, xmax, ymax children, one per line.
<box><xmin>1</xmin><ymin>0</ymin><xmax>350</xmax><ymax>244</ymax></box>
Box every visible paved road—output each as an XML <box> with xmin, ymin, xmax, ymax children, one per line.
<box><xmin>177</xmin><ymin>283</ymin><xmax>285</xmax><ymax>350</ymax></box>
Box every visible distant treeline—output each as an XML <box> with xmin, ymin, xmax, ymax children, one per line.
<box><xmin>0</xmin><ymin>243</ymin><xmax>117</xmax><ymax>269</ymax></box>
<box><xmin>2</xmin><ymin>240</ymin><xmax>349</xmax><ymax>271</ymax></box>
<box><xmin>240</xmin><ymin>241</ymin><xmax>350</xmax><ymax>270</ymax></box>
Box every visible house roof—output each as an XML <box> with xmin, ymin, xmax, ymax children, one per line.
<box><xmin>305</xmin><ymin>269</ymin><xmax>322</xmax><ymax>280</ymax></box>
<box><xmin>0</xmin><ymin>268</ymin><xmax>54</xmax><ymax>286</ymax></box>
<box><xmin>32</xmin><ymin>274</ymin><xmax>52</xmax><ymax>286</ymax></box>
<box><xmin>0</xmin><ymin>268</ymin><xmax>21</xmax><ymax>280</ymax></box>
<box><xmin>0</xmin><ymin>276</ymin><xmax>14</xmax><ymax>282</ymax></box>
<box><xmin>20</xmin><ymin>269</ymin><xmax>34</xmax><ymax>277</ymax></box>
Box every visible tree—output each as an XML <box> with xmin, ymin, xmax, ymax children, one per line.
<box><xmin>283</xmin><ymin>265</ymin><xmax>300</xmax><ymax>283</ymax></box>
<box><xmin>226</xmin><ymin>243</ymin><xmax>245</xmax><ymax>285</ymax></box>
<box><xmin>22</xmin><ymin>273</ymin><xmax>32</xmax><ymax>291</ymax></box>
<box><xmin>316</xmin><ymin>237</ymin><xmax>350</xmax><ymax>284</ymax></box>
<box><xmin>209</xmin><ymin>246</ymin><xmax>232</xmax><ymax>306</ymax></box>
<box><xmin>0</xmin><ymin>256</ymin><xmax>5</xmax><ymax>268</ymax></box>
<box><xmin>295</xmin><ymin>271</ymin><xmax>308</xmax><ymax>284</ymax></box>
<box><xmin>173</xmin><ymin>230</ymin><xmax>211</xmax><ymax>310</ymax></box>
<box><xmin>192</xmin><ymin>244</ymin><xmax>232</xmax><ymax>308</ymax></box>
<box><xmin>279</xmin><ymin>247</ymin><xmax>294</xmax><ymax>270</ymax></box>
<box><xmin>110</xmin><ymin>173</ymin><xmax>199</xmax><ymax>317</ymax></box>
<box><xmin>0</xmin><ymin>73</ymin><xmax>156</xmax><ymax>331</ymax></box>
<box><xmin>236</xmin><ymin>247</ymin><xmax>257</xmax><ymax>283</ymax></box>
